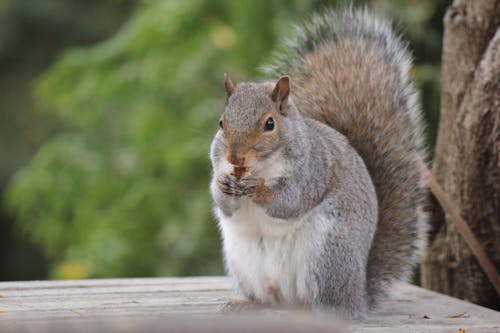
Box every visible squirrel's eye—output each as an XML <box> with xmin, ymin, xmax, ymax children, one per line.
<box><xmin>219</xmin><ymin>119</ymin><xmax>223</xmax><ymax>129</ymax></box>
<box><xmin>264</xmin><ymin>117</ymin><xmax>275</xmax><ymax>131</ymax></box>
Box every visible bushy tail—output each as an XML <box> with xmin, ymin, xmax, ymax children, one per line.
<box><xmin>263</xmin><ymin>7</ymin><xmax>428</xmax><ymax>308</ymax></box>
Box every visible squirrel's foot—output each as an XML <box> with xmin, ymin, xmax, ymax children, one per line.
<box><xmin>219</xmin><ymin>299</ymin><xmax>262</xmax><ymax>313</ymax></box>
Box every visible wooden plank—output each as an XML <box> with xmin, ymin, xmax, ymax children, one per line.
<box><xmin>0</xmin><ymin>277</ymin><xmax>498</xmax><ymax>333</ymax></box>
<box><xmin>352</xmin><ymin>283</ymin><xmax>500</xmax><ymax>333</ymax></box>
<box><xmin>0</xmin><ymin>314</ymin><xmax>347</xmax><ymax>333</ymax></box>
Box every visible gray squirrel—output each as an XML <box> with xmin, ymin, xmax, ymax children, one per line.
<box><xmin>209</xmin><ymin>7</ymin><xmax>428</xmax><ymax>318</ymax></box>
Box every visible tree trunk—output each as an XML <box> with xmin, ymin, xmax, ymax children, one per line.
<box><xmin>421</xmin><ymin>0</ymin><xmax>500</xmax><ymax>310</ymax></box>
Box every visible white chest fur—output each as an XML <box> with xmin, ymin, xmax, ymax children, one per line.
<box><xmin>213</xmin><ymin>149</ymin><xmax>330</xmax><ymax>304</ymax></box>
<box><xmin>217</xmin><ymin>199</ymin><xmax>330</xmax><ymax>305</ymax></box>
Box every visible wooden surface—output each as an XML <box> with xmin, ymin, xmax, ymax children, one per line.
<box><xmin>0</xmin><ymin>276</ymin><xmax>499</xmax><ymax>332</ymax></box>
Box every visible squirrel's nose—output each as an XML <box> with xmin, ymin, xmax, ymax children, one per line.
<box><xmin>226</xmin><ymin>149</ymin><xmax>246</xmax><ymax>166</ymax></box>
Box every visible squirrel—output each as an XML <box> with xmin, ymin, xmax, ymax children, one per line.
<box><xmin>209</xmin><ymin>7</ymin><xmax>428</xmax><ymax>318</ymax></box>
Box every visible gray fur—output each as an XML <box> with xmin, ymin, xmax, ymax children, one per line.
<box><xmin>210</xmin><ymin>7</ymin><xmax>428</xmax><ymax>318</ymax></box>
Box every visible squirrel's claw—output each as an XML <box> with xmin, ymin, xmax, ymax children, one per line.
<box><xmin>217</xmin><ymin>174</ymin><xmax>260</xmax><ymax>197</ymax></box>
<box><xmin>238</xmin><ymin>176</ymin><xmax>260</xmax><ymax>196</ymax></box>
<box><xmin>217</xmin><ymin>174</ymin><xmax>240</xmax><ymax>196</ymax></box>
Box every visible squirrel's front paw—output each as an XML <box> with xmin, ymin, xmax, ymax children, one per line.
<box><xmin>217</xmin><ymin>174</ymin><xmax>260</xmax><ymax>197</ymax></box>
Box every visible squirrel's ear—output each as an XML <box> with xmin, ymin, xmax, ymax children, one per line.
<box><xmin>224</xmin><ymin>73</ymin><xmax>234</xmax><ymax>97</ymax></box>
<box><xmin>271</xmin><ymin>76</ymin><xmax>290</xmax><ymax>114</ymax></box>
<box><xmin>271</xmin><ymin>76</ymin><xmax>290</xmax><ymax>102</ymax></box>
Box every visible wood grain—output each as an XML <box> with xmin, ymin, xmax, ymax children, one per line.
<box><xmin>0</xmin><ymin>277</ymin><xmax>499</xmax><ymax>332</ymax></box>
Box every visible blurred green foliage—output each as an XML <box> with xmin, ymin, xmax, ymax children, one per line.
<box><xmin>6</xmin><ymin>0</ymin><xmax>450</xmax><ymax>279</ymax></box>
<box><xmin>0</xmin><ymin>0</ymin><xmax>134</xmax><ymax>188</ymax></box>
<box><xmin>0</xmin><ymin>0</ymin><xmax>134</xmax><ymax>280</ymax></box>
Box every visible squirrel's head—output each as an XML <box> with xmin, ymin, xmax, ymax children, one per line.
<box><xmin>218</xmin><ymin>74</ymin><xmax>291</xmax><ymax>167</ymax></box>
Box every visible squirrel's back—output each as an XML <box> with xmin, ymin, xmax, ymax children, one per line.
<box><xmin>264</xmin><ymin>7</ymin><xmax>428</xmax><ymax>308</ymax></box>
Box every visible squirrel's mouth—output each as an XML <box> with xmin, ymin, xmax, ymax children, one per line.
<box><xmin>231</xmin><ymin>166</ymin><xmax>249</xmax><ymax>179</ymax></box>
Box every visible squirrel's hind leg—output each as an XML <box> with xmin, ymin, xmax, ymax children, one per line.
<box><xmin>308</xmin><ymin>236</ymin><xmax>369</xmax><ymax>319</ymax></box>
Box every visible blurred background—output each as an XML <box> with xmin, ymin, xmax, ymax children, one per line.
<box><xmin>0</xmin><ymin>0</ymin><xmax>450</xmax><ymax>281</ymax></box>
